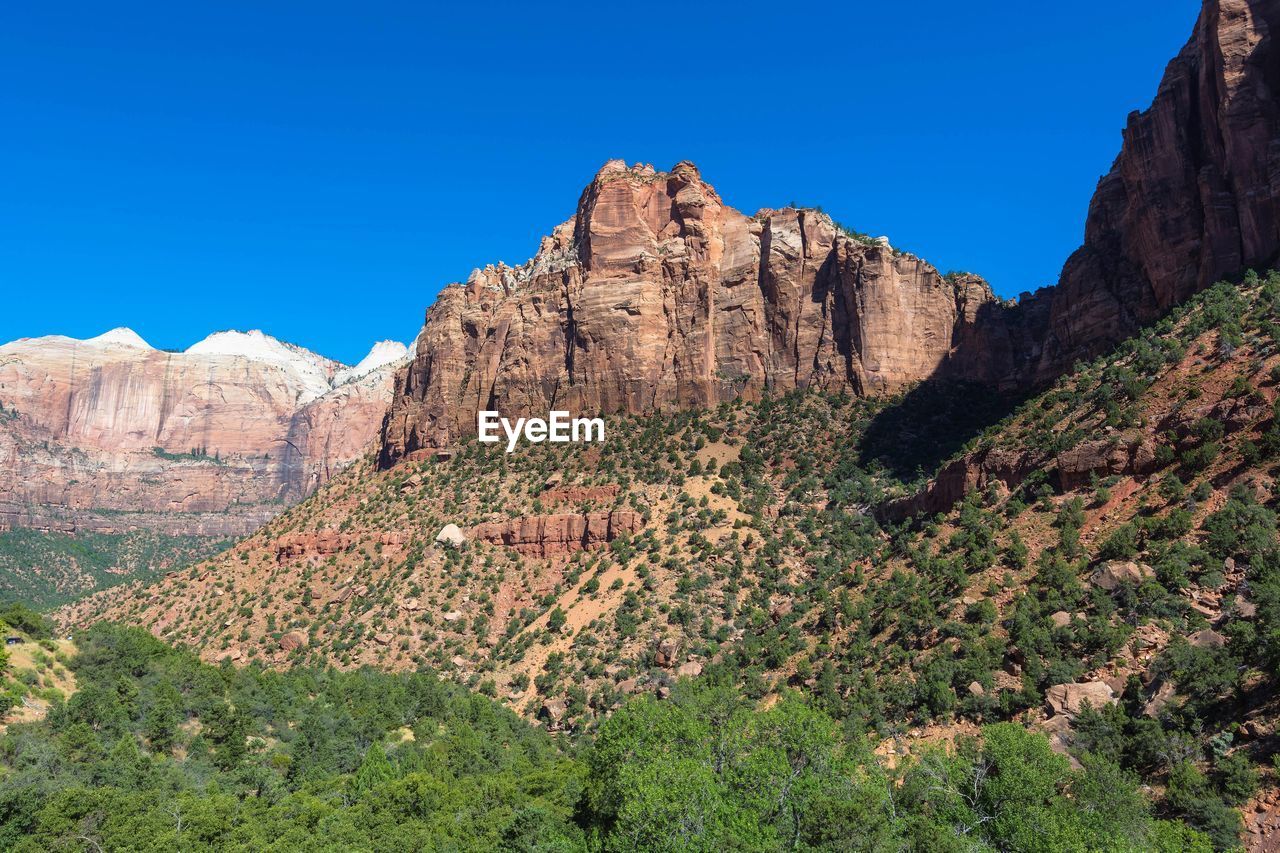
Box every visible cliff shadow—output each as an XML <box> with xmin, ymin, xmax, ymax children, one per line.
<box><xmin>856</xmin><ymin>380</ymin><xmax>1027</xmax><ymax>486</ymax></box>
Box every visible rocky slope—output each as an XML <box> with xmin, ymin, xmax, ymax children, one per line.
<box><xmin>0</xmin><ymin>329</ymin><xmax>408</xmax><ymax>539</ymax></box>
<box><xmin>58</xmin><ymin>273</ymin><xmax>1280</xmax><ymax>718</ymax></box>
<box><xmin>59</xmin><ymin>268</ymin><xmax>1280</xmax><ymax>848</ymax></box>
<box><xmin>379</xmin><ymin>0</ymin><xmax>1280</xmax><ymax>466</ymax></box>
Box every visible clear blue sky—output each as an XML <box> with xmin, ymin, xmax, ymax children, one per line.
<box><xmin>1</xmin><ymin>1</ymin><xmax>1202</xmax><ymax>364</ymax></box>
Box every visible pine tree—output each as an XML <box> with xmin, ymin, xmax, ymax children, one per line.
<box><xmin>353</xmin><ymin>742</ymin><xmax>393</xmax><ymax>795</ymax></box>
<box><xmin>145</xmin><ymin>691</ymin><xmax>180</xmax><ymax>754</ymax></box>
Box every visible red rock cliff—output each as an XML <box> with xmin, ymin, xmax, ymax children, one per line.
<box><xmin>381</xmin><ymin>0</ymin><xmax>1280</xmax><ymax>466</ymax></box>
<box><xmin>379</xmin><ymin>161</ymin><xmax>1003</xmax><ymax>465</ymax></box>
<box><xmin>1031</xmin><ymin>0</ymin><xmax>1280</xmax><ymax>380</ymax></box>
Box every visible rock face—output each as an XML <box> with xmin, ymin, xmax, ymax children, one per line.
<box><xmin>380</xmin><ymin>0</ymin><xmax>1280</xmax><ymax>465</ymax></box>
<box><xmin>470</xmin><ymin>509</ymin><xmax>643</xmax><ymax>557</ymax></box>
<box><xmin>0</xmin><ymin>330</ymin><xmax>408</xmax><ymax>537</ymax></box>
<box><xmin>1045</xmin><ymin>681</ymin><xmax>1119</xmax><ymax>719</ymax></box>
<box><xmin>1030</xmin><ymin>0</ymin><xmax>1280</xmax><ymax>380</ymax></box>
<box><xmin>379</xmin><ymin>160</ymin><xmax>1006</xmax><ymax>465</ymax></box>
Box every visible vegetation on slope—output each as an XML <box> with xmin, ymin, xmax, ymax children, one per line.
<box><xmin>0</xmin><ymin>621</ymin><xmax>1210</xmax><ymax>851</ymax></box>
<box><xmin>56</xmin><ymin>270</ymin><xmax>1280</xmax><ymax>848</ymax></box>
<box><xmin>0</xmin><ymin>528</ymin><xmax>230</xmax><ymax>608</ymax></box>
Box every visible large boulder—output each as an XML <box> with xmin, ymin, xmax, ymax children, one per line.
<box><xmin>434</xmin><ymin>523</ymin><xmax>467</xmax><ymax>549</ymax></box>
<box><xmin>1091</xmin><ymin>561</ymin><xmax>1154</xmax><ymax>591</ymax></box>
<box><xmin>1045</xmin><ymin>681</ymin><xmax>1118</xmax><ymax>719</ymax></box>
<box><xmin>655</xmin><ymin>637</ymin><xmax>680</xmax><ymax>668</ymax></box>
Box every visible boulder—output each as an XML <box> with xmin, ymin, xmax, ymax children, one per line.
<box><xmin>1044</xmin><ymin>681</ymin><xmax>1117</xmax><ymax>719</ymax></box>
<box><xmin>539</xmin><ymin>698</ymin><xmax>568</xmax><ymax>727</ymax></box>
<box><xmin>677</xmin><ymin>660</ymin><xmax>703</xmax><ymax>678</ymax></box>
<box><xmin>1143</xmin><ymin>681</ymin><xmax>1178</xmax><ymax>718</ymax></box>
<box><xmin>1188</xmin><ymin>629</ymin><xmax>1227</xmax><ymax>649</ymax></box>
<box><xmin>655</xmin><ymin>637</ymin><xmax>679</xmax><ymax>667</ymax></box>
<box><xmin>434</xmin><ymin>523</ymin><xmax>467</xmax><ymax>549</ymax></box>
<box><xmin>1091</xmin><ymin>561</ymin><xmax>1154</xmax><ymax>591</ymax></box>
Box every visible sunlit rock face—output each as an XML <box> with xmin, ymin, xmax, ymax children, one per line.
<box><xmin>381</xmin><ymin>1</ymin><xmax>1280</xmax><ymax>465</ymax></box>
<box><xmin>0</xmin><ymin>330</ymin><xmax>407</xmax><ymax>536</ymax></box>
<box><xmin>379</xmin><ymin>160</ymin><xmax>1004</xmax><ymax>465</ymax></box>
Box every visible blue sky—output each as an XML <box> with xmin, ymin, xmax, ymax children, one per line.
<box><xmin>1</xmin><ymin>1</ymin><xmax>1202</xmax><ymax>364</ymax></box>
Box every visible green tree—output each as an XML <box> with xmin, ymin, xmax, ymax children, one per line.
<box><xmin>353</xmin><ymin>742</ymin><xmax>395</xmax><ymax>796</ymax></box>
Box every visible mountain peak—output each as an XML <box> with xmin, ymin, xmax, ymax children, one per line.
<box><xmin>84</xmin><ymin>327</ymin><xmax>153</xmax><ymax>349</ymax></box>
<box><xmin>186</xmin><ymin>330</ymin><xmax>337</xmax><ymax>401</ymax></box>
<box><xmin>334</xmin><ymin>340</ymin><xmax>410</xmax><ymax>386</ymax></box>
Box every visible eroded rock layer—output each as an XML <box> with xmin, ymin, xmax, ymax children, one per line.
<box><xmin>0</xmin><ymin>333</ymin><xmax>406</xmax><ymax>536</ymax></box>
<box><xmin>380</xmin><ymin>161</ymin><xmax>1005</xmax><ymax>465</ymax></box>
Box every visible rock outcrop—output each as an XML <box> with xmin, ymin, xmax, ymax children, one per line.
<box><xmin>380</xmin><ymin>0</ymin><xmax>1280</xmax><ymax>466</ymax></box>
<box><xmin>379</xmin><ymin>161</ymin><xmax>1006</xmax><ymax>465</ymax></box>
<box><xmin>0</xmin><ymin>330</ymin><xmax>408</xmax><ymax>537</ymax></box>
<box><xmin>1045</xmin><ymin>681</ymin><xmax>1119</xmax><ymax>719</ymax></box>
<box><xmin>1029</xmin><ymin>0</ymin><xmax>1280</xmax><ymax>380</ymax></box>
<box><xmin>470</xmin><ymin>509</ymin><xmax>643</xmax><ymax>557</ymax></box>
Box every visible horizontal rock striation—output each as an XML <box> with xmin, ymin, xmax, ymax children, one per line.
<box><xmin>470</xmin><ymin>509</ymin><xmax>644</xmax><ymax>557</ymax></box>
<box><xmin>379</xmin><ymin>161</ymin><xmax>1008</xmax><ymax>465</ymax></box>
<box><xmin>0</xmin><ymin>332</ymin><xmax>406</xmax><ymax>537</ymax></box>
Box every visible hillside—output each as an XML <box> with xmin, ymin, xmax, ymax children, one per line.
<box><xmin>0</xmin><ymin>528</ymin><xmax>231</xmax><ymax>609</ymax></box>
<box><xmin>0</xmin><ymin>622</ymin><xmax>1218</xmax><ymax>851</ymax></box>
<box><xmin>60</xmin><ymin>270</ymin><xmax>1280</xmax><ymax>846</ymax></box>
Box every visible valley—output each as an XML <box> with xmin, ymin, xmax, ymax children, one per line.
<box><xmin>3</xmin><ymin>0</ymin><xmax>1280</xmax><ymax>849</ymax></box>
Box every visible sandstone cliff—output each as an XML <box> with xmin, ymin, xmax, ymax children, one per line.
<box><xmin>1030</xmin><ymin>0</ymin><xmax>1280</xmax><ymax>380</ymax></box>
<box><xmin>380</xmin><ymin>0</ymin><xmax>1280</xmax><ymax>465</ymax></box>
<box><xmin>379</xmin><ymin>161</ymin><xmax>1005</xmax><ymax>465</ymax></box>
<box><xmin>0</xmin><ymin>330</ymin><xmax>407</xmax><ymax>536</ymax></box>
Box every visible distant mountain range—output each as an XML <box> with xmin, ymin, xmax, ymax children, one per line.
<box><xmin>0</xmin><ymin>326</ymin><xmax>410</xmax><ymax>541</ymax></box>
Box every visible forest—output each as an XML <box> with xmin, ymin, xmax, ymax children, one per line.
<box><xmin>0</xmin><ymin>621</ymin><xmax>1216</xmax><ymax>851</ymax></box>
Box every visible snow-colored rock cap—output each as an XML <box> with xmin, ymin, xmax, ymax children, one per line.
<box><xmin>0</xmin><ymin>327</ymin><xmax>155</xmax><ymax>352</ymax></box>
<box><xmin>86</xmin><ymin>327</ymin><xmax>154</xmax><ymax>349</ymax></box>
<box><xmin>335</xmin><ymin>340</ymin><xmax>410</xmax><ymax>386</ymax></box>
<box><xmin>187</xmin><ymin>330</ymin><xmax>339</xmax><ymax>401</ymax></box>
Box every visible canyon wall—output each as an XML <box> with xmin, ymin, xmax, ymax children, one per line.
<box><xmin>0</xmin><ymin>330</ymin><xmax>406</xmax><ymax>536</ymax></box>
<box><xmin>379</xmin><ymin>161</ymin><xmax>1007</xmax><ymax>465</ymax></box>
<box><xmin>1031</xmin><ymin>0</ymin><xmax>1280</xmax><ymax>380</ymax></box>
<box><xmin>380</xmin><ymin>0</ymin><xmax>1280</xmax><ymax>465</ymax></box>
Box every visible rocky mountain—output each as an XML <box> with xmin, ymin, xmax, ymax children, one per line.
<box><xmin>0</xmin><ymin>329</ymin><xmax>409</xmax><ymax>539</ymax></box>
<box><xmin>378</xmin><ymin>160</ymin><xmax>1008</xmax><ymax>466</ymax></box>
<box><xmin>33</xmin><ymin>1</ymin><xmax>1280</xmax><ymax>847</ymax></box>
<box><xmin>379</xmin><ymin>0</ymin><xmax>1280</xmax><ymax>467</ymax></box>
<box><xmin>59</xmin><ymin>274</ymin><xmax>1280</xmax><ymax>829</ymax></box>
<box><xmin>1028</xmin><ymin>0</ymin><xmax>1280</xmax><ymax>382</ymax></box>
